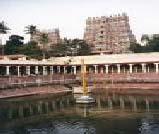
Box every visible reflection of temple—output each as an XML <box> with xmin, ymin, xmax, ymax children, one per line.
<box><xmin>1</xmin><ymin>94</ymin><xmax>159</xmax><ymax>122</ymax></box>
<box><xmin>73</xmin><ymin>94</ymin><xmax>159</xmax><ymax>118</ymax></box>
<box><xmin>0</xmin><ymin>96</ymin><xmax>73</xmax><ymax>128</ymax></box>
<box><xmin>1</xmin><ymin>95</ymin><xmax>159</xmax><ymax>134</ymax></box>
<box><xmin>95</xmin><ymin>94</ymin><xmax>159</xmax><ymax>112</ymax></box>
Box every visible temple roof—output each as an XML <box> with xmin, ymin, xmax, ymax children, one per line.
<box><xmin>0</xmin><ymin>52</ymin><xmax>159</xmax><ymax>65</ymax></box>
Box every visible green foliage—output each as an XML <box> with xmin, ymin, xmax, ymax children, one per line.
<box><xmin>51</xmin><ymin>38</ymin><xmax>91</xmax><ymax>56</ymax></box>
<box><xmin>4</xmin><ymin>35</ymin><xmax>24</xmax><ymax>55</ymax></box>
<box><xmin>40</xmin><ymin>33</ymin><xmax>49</xmax><ymax>44</ymax></box>
<box><xmin>0</xmin><ymin>21</ymin><xmax>10</xmax><ymax>34</ymax></box>
<box><xmin>22</xmin><ymin>41</ymin><xmax>43</xmax><ymax>59</ymax></box>
<box><xmin>24</xmin><ymin>25</ymin><xmax>37</xmax><ymax>35</ymax></box>
<box><xmin>130</xmin><ymin>43</ymin><xmax>143</xmax><ymax>53</ymax></box>
<box><xmin>141</xmin><ymin>34</ymin><xmax>150</xmax><ymax>42</ymax></box>
<box><xmin>40</xmin><ymin>33</ymin><xmax>49</xmax><ymax>59</ymax></box>
<box><xmin>3</xmin><ymin>33</ymin><xmax>91</xmax><ymax>59</ymax></box>
<box><xmin>4</xmin><ymin>34</ymin><xmax>43</xmax><ymax>59</ymax></box>
<box><xmin>130</xmin><ymin>36</ymin><xmax>159</xmax><ymax>53</ymax></box>
<box><xmin>148</xmin><ymin>37</ymin><xmax>159</xmax><ymax>51</ymax></box>
<box><xmin>52</xmin><ymin>43</ymin><xmax>67</xmax><ymax>56</ymax></box>
<box><xmin>78</xmin><ymin>41</ymin><xmax>91</xmax><ymax>55</ymax></box>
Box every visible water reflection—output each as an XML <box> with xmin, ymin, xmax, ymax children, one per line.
<box><xmin>0</xmin><ymin>95</ymin><xmax>74</xmax><ymax>127</ymax></box>
<box><xmin>0</xmin><ymin>93</ymin><xmax>159</xmax><ymax>134</ymax></box>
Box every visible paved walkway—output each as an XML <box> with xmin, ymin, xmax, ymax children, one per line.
<box><xmin>0</xmin><ymin>85</ymin><xmax>71</xmax><ymax>99</ymax></box>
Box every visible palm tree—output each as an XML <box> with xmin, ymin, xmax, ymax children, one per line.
<box><xmin>0</xmin><ymin>21</ymin><xmax>10</xmax><ymax>55</ymax></box>
<box><xmin>24</xmin><ymin>25</ymin><xmax>37</xmax><ymax>41</ymax></box>
<box><xmin>0</xmin><ymin>21</ymin><xmax>10</xmax><ymax>34</ymax></box>
<box><xmin>40</xmin><ymin>33</ymin><xmax>48</xmax><ymax>59</ymax></box>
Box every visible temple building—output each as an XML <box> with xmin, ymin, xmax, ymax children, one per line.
<box><xmin>84</xmin><ymin>13</ymin><xmax>136</xmax><ymax>54</ymax></box>
<box><xmin>31</xmin><ymin>28</ymin><xmax>60</xmax><ymax>50</ymax></box>
<box><xmin>0</xmin><ymin>52</ymin><xmax>159</xmax><ymax>76</ymax></box>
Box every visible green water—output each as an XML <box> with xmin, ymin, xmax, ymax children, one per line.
<box><xmin>0</xmin><ymin>93</ymin><xmax>159</xmax><ymax>134</ymax></box>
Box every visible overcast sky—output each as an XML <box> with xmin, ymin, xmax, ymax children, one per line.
<box><xmin>0</xmin><ymin>0</ymin><xmax>159</xmax><ymax>43</ymax></box>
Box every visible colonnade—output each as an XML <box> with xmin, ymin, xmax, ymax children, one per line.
<box><xmin>2</xmin><ymin>65</ymin><xmax>77</xmax><ymax>76</ymax></box>
<box><xmin>4</xmin><ymin>95</ymin><xmax>159</xmax><ymax>121</ymax></box>
<box><xmin>7</xmin><ymin>97</ymin><xmax>71</xmax><ymax>119</ymax></box>
<box><xmin>96</xmin><ymin>96</ymin><xmax>152</xmax><ymax>112</ymax></box>
<box><xmin>1</xmin><ymin>62</ymin><xmax>159</xmax><ymax>76</ymax></box>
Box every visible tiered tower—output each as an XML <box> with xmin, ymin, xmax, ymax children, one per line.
<box><xmin>84</xmin><ymin>13</ymin><xmax>136</xmax><ymax>54</ymax></box>
<box><xmin>31</xmin><ymin>28</ymin><xmax>60</xmax><ymax>50</ymax></box>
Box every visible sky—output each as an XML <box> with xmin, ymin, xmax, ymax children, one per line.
<box><xmin>0</xmin><ymin>0</ymin><xmax>159</xmax><ymax>44</ymax></box>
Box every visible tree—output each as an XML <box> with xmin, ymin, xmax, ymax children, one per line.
<box><xmin>78</xmin><ymin>41</ymin><xmax>91</xmax><ymax>55</ymax></box>
<box><xmin>73</xmin><ymin>39</ymin><xmax>91</xmax><ymax>56</ymax></box>
<box><xmin>51</xmin><ymin>38</ymin><xmax>91</xmax><ymax>56</ymax></box>
<box><xmin>0</xmin><ymin>21</ymin><xmax>10</xmax><ymax>34</ymax></box>
<box><xmin>4</xmin><ymin>35</ymin><xmax>24</xmax><ymax>55</ymax></box>
<box><xmin>0</xmin><ymin>21</ymin><xmax>10</xmax><ymax>55</ymax></box>
<box><xmin>52</xmin><ymin>43</ymin><xmax>67</xmax><ymax>56</ymax></box>
<box><xmin>24</xmin><ymin>25</ymin><xmax>37</xmax><ymax>41</ymax></box>
<box><xmin>148</xmin><ymin>36</ymin><xmax>159</xmax><ymax>51</ymax></box>
<box><xmin>130</xmin><ymin>36</ymin><xmax>159</xmax><ymax>53</ymax></box>
<box><xmin>22</xmin><ymin>41</ymin><xmax>43</xmax><ymax>59</ymax></box>
<box><xmin>40</xmin><ymin>33</ymin><xmax>49</xmax><ymax>59</ymax></box>
<box><xmin>141</xmin><ymin>34</ymin><xmax>150</xmax><ymax>42</ymax></box>
<box><xmin>129</xmin><ymin>42</ymin><xmax>143</xmax><ymax>53</ymax></box>
<box><xmin>141</xmin><ymin>34</ymin><xmax>150</xmax><ymax>46</ymax></box>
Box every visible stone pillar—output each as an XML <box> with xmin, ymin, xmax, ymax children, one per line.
<box><xmin>52</xmin><ymin>101</ymin><xmax>56</xmax><ymax>110</ymax></box>
<box><xmin>29</xmin><ymin>105</ymin><xmax>33</xmax><ymax>115</ymax></box>
<box><xmin>17</xmin><ymin>66</ymin><xmax>20</xmax><ymax>76</ymax></box>
<box><xmin>146</xmin><ymin>99</ymin><xmax>150</xmax><ymax>112</ymax></box>
<box><xmin>100</xmin><ymin>66</ymin><xmax>104</xmax><ymax>74</ymax></box>
<box><xmin>108</xmin><ymin>97</ymin><xmax>113</xmax><ymax>110</ymax></box>
<box><xmin>45</xmin><ymin>102</ymin><xmax>49</xmax><ymax>113</ymax></box>
<box><xmin>94</xmin><ymin>65</ymin><xmax>98</xmax><ymax>74</ymax></box>
<box><xmin>73</xmin><ymin>66</ymin><xmax>77</xmax><ymax>74</ymax></box>
<box><xmin>18</xmin><ymin>106</ymin><xmax>24</xmax><ymax>118</ymax></box>
<box><xmin>147</xmin><ymin>66</ymin><xmax>150</xmax><ymax>73</ymax></box>
<box><xmin>142</xmin><ymin>63</ymin><xmax>146</xmax><ymax>73</ymax></box>
<box><xmin>60</xmin><ymin>100</ymin><xmax>64</xmax><ymax>108</ymax></box>
<box><xmin>35</xmin><ymin>66</ymin><xmax>38</xmax><ymax>75</ymax></box>
<box><xmin>57</xmin><ymin>66</ymin><xmax>61</xmax><ymax>74</ymax></box>
<box><xmin>64</xmin><ymin>66</ymin><xmax>67</xmax><ymax>74</ymax></box>
<box><xmin>97</xmin><ymin>96</ymin><xmax>101</xmax><ymax>109</ymax></box>
<box><xmin>129</xmin><ymin>64</ymin><xmax>133</xmax><ymax>73</ymax></box>
<box><xmin>105</xmin><ymin>65</ymin><xmax>109</xmax><ymax>74</ymax></box>
<box><xmin>66</xmin><ymin>98</ymin><xmax>70</xmax><ymax>106</ymax></box>
<box><xmin>123</xmin><ymin>67</ymin><xmax>126</xmax><ymax>73</ymax></box>
<box><xmin>132</xmin><ymin>98</ymin><xmax>137</xmax><ymax>111</ymax></box>
<box><xmin>134</xmin><ymin>67</ymin><xmax>138</xmax><ymax>73</ymax></box>
<box><xmin>26</xmin><ymin>66</ymin><xmax>30</xmax><ymax>75</ymax></box>
<box><xmin>6</xmin><ymin>66</ymin><xmax>10</xmax><ymax>75</ymax></box>
<box><xmin>120</xmin><ymin>97</ymin><xmax>125</xmax><ymax>109</ymax></box>
<box><xmin>111</xmin><ymin>67</ymin><xmax>114</xmax><ymax>74</ymax></box>
<box><xmin>43</xmin><ymin>66</ymin><xmax>47</xmax><ymax>75</ymax></box>
<box><xmin>37</xmin><ymin>101</ymin><xmax>42</xmax><ymax>114</ymax></box>
<box><xmin>50</xmin><ymin>66</ymin><xmax>54</xmax><ymax>75</ymax></box>
<box><xmin>154</xmin><ymin>63</ymin><xmax>159</xmax><ymax>73</ymax></box>
<box><xmin>117</xmin><ymin>64</ymin><xmax>121</xmax><ymax>74</ymax></box>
